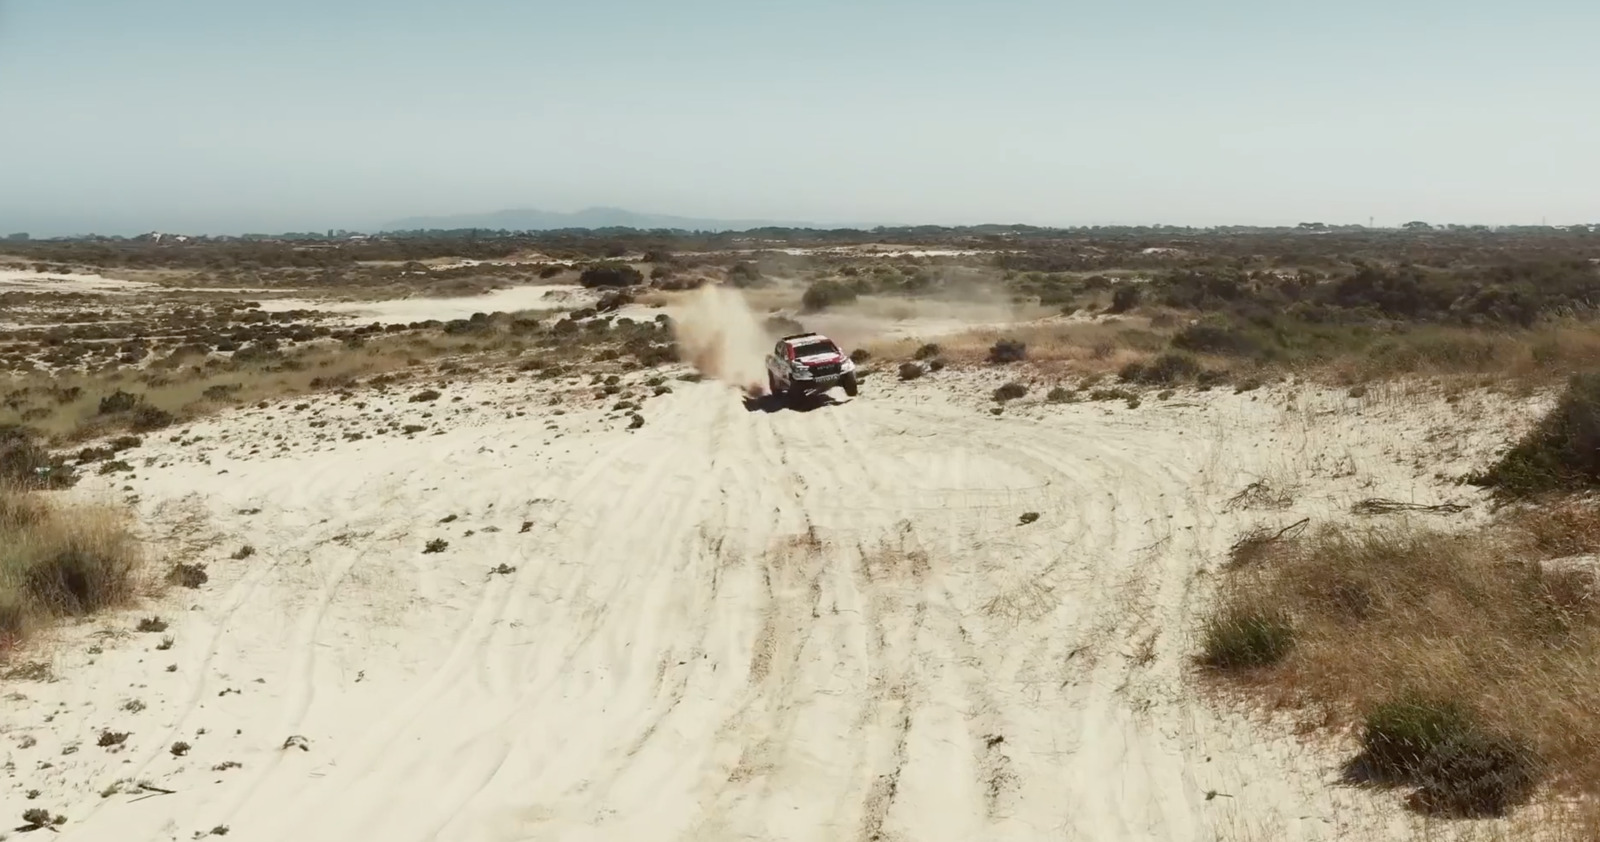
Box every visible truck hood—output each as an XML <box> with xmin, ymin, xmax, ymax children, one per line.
<box><xmin>797</xmin><ymin>352</ymin><xmax>845</xmax><ymax>366</ymax></box>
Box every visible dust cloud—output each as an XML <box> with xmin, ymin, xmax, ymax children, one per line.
<box><xmin>670</xmin><ymin>284</ymin><xmax>773</xmax><ymax>395</ymax></box>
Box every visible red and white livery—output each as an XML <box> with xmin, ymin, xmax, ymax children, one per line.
<box><xmin>764</xmin><ymin>332</ymin><xmax>860</xmax><ymax>400</ymax></box>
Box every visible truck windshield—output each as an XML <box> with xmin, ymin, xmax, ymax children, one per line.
<box><xmin>792</xmin><ymin>341</ymin><xmax>837</xmax><ymax>359</ymax></box>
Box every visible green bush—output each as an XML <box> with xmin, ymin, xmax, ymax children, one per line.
<box><xmin>988</xmin><ymin>340</ymin><xmax>1027</xmax><ymax>364</ymax></box>
<box><xmin>1172</xmin><ymin>322</ymin><xmax>1265</xmax><ymax>357</ymax></box>
<box><xmin>578</xmin><ymin>263</ymin><xmax>643</xmax><ymax>288</ymax></box>
<box><xmin>1360</xmin><ymin>697</ymin><xmax>1540</xmax><ymax>816</ymax></box>
<box><xmin>1414</xmin><ymin>730</ymin><xmax>1541</xmax><ymax>817</ymax></box>
<box><xmin>993</xmin><ymin>382</ymin><xmax>1028</xmax><ymax>402</ymax></box>
<box><xmin>1121</xmin><ymin>352</ymin><xmax>1201</xmax><ymax>385</ymax></box>
<box><xmin>1363</xmin><ymin>697</ymin><xmax>1473</xmax><ymax>776</ymax></box>
<box><xmin>801</xmin><ymin>280</ymin><xmax>857</xmax><ymax>312</ymax></box>
<box><xmin>1200</xmin><ymin>606</ymin><xmax>1294</xmax><ymax>669</ymax></box>
<box><xmin>1109</xmin><ymin>284</ymin><xmax>1142</xmax><ymax>314</ymax></box>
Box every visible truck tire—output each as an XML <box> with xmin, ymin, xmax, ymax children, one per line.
<box><xmin>842</xmin><ymin>373</ymin><xmax>859</xmax><ymax>397</ymax></box>
<box><xmin>768</xmin><ymin>372</ymin><xmax>781</xmax><ymax>397</ymax></box>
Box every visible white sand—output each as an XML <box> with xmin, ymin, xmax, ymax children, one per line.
<box><xmin>3</xmin><ymin>370</ymin><xmax>1543</xmax><ymax>842</ymax></box>
<box><xmin>252</xmin><ymin>284</ymin><xmax>594</xmax><ymax>325</ymax></box>
<box><xmin>0</xmin><ymin>268</ymin><xmax>156</xmax><ymax>294</ymax></box>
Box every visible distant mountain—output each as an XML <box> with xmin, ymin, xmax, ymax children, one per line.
<box><xmin>379</xmin><ymin>206</ymin><xmax>818</xmax><ymax>233</ymax></box>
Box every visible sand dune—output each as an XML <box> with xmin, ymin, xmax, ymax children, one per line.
<box><xmin>4</xmin><ymin>369</ymin><xmax>1531</xmax><ymax>842</ymax></box>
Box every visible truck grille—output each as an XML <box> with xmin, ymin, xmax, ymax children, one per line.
<box><xmin>810</xmin><ymin>364</ymin><xmax>841</xmax><ymax>376</ymax></box>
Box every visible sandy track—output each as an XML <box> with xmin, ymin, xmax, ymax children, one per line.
<box><xmin>6</xmin><ymin>374</ymin><xmax>1533</xmax><ymax>841</ymax></box>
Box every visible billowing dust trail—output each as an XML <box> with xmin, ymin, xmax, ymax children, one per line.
<box><xmin>17</xmin><ymin>373</ymin><xmax>1512</xmax><ymax>842</ymax></box>
<box><xmin>669</xmin><ymin>284</ymin><xmax>771</xmax><ymax>395</ymax></box>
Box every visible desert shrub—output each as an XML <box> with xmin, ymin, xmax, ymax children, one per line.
<box><xmin>1414</xmin><ymin>730</ymin><xmax>1541</xmax><ymax>816</ymax></box>
<box><xmin>1171</xmin><ymin>321</ymin><xmax>1264</xmax><ymax>357</ymax></box>
<box><xmin>898</xmin><ymin>362</ymin><xmax>924</xmax><ymax>381</ymax></box>
<box><xmin>849</xmin><ymin>348</ymin><xmax>871</xmax><ymax>364</ymax></box>
<box><xmin>1108</xmin><ymin>284</ymin><xmax>1142</xmax><ymax>314</ymax></box>
<box><xmin>408</xmin><ymin>389</ymin><xmax>442</xmax><ymax>403</ymax></box>
<box><xmin>727</xmin><ymin>262</ymin><xmax>762</xmax><ymax>287</ymax></box>
<box><xmin>578</xmin><ymin>263</ymin><xmax>643</xmax><ymax>288</ymax></box>
<box><xmin>914</xmin><ymin>343</ymin><xmax>941</xmax><ymax>360</ymax></box>
<box><xmin>1473</xmin><ymin>372</ymin><xmax>1600</xmax><ymax>497</ymax></box>
<box><xmin>201</xmin><ymin>384</ymin><xmax>241</xmax><ymax>401</ymax></box>
<box><xmin>1120</xmin><ymin>351</ymin><xmax>1201</xmax><ymax>386</ymax></box>
<box><xmin>0</xmin><ymin>429</ymin><xmax>74</xmax><ymax>489</ymax></box>
<box><xmin>130</xmin><ymin>404</ymin><xmax>174</xmax><ymax>432</ymax></box>
<box><xmin>1046</xmin><ymin>386</ymin><xmax>1073</xmax><ymax>403</ymax></box>
<box><xmin>993</xmin><ymin>382</ymin><xmax>1028</xmax><ymax>402</ymax></box>
<box><xmin>928</xmin><ymin>359</ymin><xmax>946</xmax><ymax>372</ymax></box>
<box><xmin>1200</xmin><ymin>605</ymin><xmax>1294</xmax><ymax>669</ymax></box>
<box><xmin>97</xmin><ymin>390</ymin><xmax>139</xmax><ymax>415</ymax></box>
<box><xmin>1</xmin><ymin>488</ymin><xmax>141</xmax><ymax>640</ymax></box>
<box><xmin>1088</xmin><ymin>387</ymin><xmax>1136</xmax><ymax>402</ymax></box>
<box><xmin>1361</xmin><ymin>698</ymin><xmax>1540</xmax><ymax>816</ymax></box>
<box><xmin>1363</xmin><ymin>697</ymin><xmax>1476</xmax><ymax>776</ymax></box>
<box><xmin>801</xmin><ymin>280</ymin><xmax>857</xmax><ymax>312</ymax></box>
<box><xmin>1143</xmin><ymin>352</ymin><xmax>1201</xmax><ymax>384</ymax></box>
<box><xmin>988</xmin><ymin>340</ymin><xmax>1027</xmax><ymax>364</ymax></box>
<box><xmin>166</xmin><ymin>562</ymin><xmax>208</xmax><ymax>589</ymax></box>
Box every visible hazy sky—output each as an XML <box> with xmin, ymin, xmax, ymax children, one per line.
<box><xmin>1</xmin><ymin>0</ymin><xmax>1595</xmax><ymax>235</ymax></box>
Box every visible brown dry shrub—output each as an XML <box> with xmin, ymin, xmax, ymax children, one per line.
<box><xmin>1202</xmin><ymin>505</ymin><xmax>1600</xmax><ymax>812</ymax></box>
<box><xmin>0</xmin><ymin>485</ymin><xmax>142</xmax><ymax>644</ymax></box>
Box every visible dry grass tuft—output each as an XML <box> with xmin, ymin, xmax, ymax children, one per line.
<box><xmin>0</xmin><ymin>484</ymin><xmax>143</xmax><ymax>646</ymax></box>
<box><xmin>1202</xmin><ymin>503</ymin><xmax>1600</xmax><ymax>816</ymax></box>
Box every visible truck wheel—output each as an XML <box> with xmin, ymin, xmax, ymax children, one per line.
<box><xmin>768</xmin><ymin>373</ymin><xmax>781</xmax><ymax>397</ymax></box>
<box><xmin>842</xmin><ymin>374</ymin><xmax>859</xmax><ymax>397</ymax></box>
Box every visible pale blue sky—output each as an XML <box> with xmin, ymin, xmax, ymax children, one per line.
<box><xmin>0</xmin><ymin>0</ymin><xmax>1595</xmax><ymax>235</ymax></box>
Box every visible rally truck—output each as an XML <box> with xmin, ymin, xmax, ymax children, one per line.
<box><xmin>765</xmin><ymin>332</ymin><xmax>860</xmax><ymax>400</ymax></box>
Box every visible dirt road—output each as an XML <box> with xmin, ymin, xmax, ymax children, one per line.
<box><xmin>11</xmin><ymin>374</ymin><xmax>1520</xmax><ymax>841</ymax></box>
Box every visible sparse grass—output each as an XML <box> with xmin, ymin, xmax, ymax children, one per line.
<box><xmin>1200</xmin><ymin>504</ymin><xmax>1600</xmax><ymax>815</ymax></box>
<box><xmin>422</xmin><ymin>538</ymin><xmax>448</xmax><ymax>554</ymax></box>
<box><xmin>230</xmin><ymin>545</ymin><xmax>255</xmax><ymax>560</ymax></box>
<box><xmin>1473</xmin><ymin>372</ymin><xmax>1600</xmax><ymax>498</ymax></box>
<box><xmin>0</xmin><ymin>484</ymin><xmax>142</xmax><ymax>645</ymax></box>
<box><xmin>136</xmin><ymin>616</ymin><xmax>168</xmax><ymax>633</ymax></box>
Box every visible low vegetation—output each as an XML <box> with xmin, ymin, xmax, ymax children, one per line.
<box><xmin>801</xmin><ymin>279</ymin><xmax>858</xmax><ymax>312</ymax></box>
<box><xmin>0</xmin><ymin>484</ymin><xmax>142</xmax><ymax>646</ymax></box>
<box><xmin>1201</xmin><ymin>502</ymin><xmax>1600</xmax><ymax>817</ymax></box>
<box><xmin>1472</xmin><ymin>372</ymin><xmax>1600</xmax><ymax>498</ymax></box>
